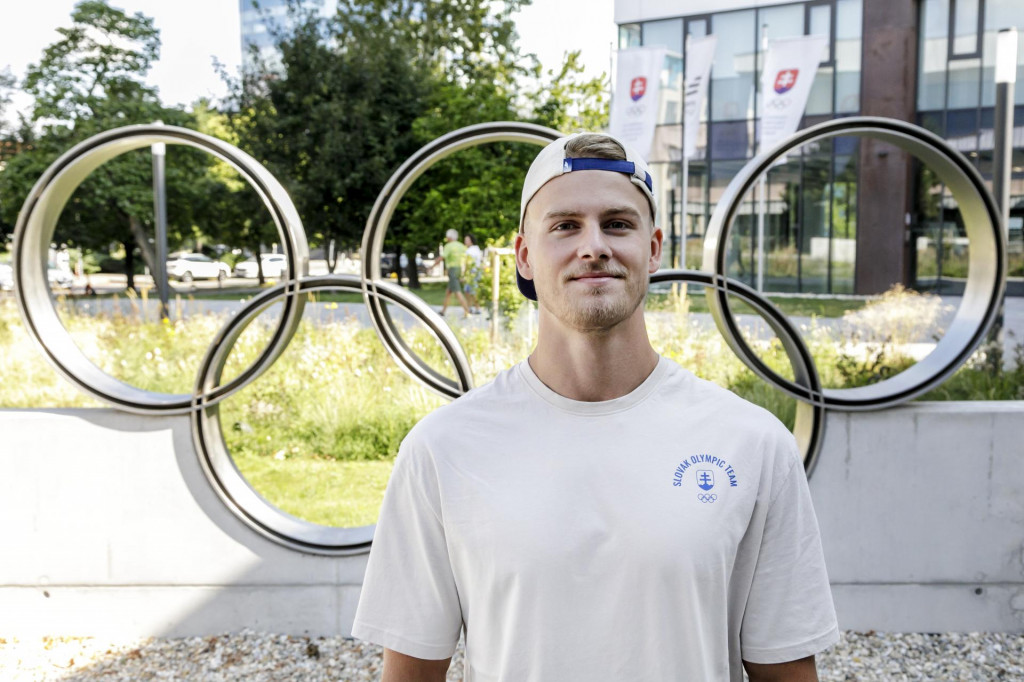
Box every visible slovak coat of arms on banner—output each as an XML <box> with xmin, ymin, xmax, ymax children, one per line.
<box><xmin>630</xmin><ymin>76</ymin><xmax>647</xmax><ymax>102</ymax></box>
<box><xmin>773</xmin><ymin>69</ymin><xmax>799</xmax><ymax>95</ymax></box>
<box><xmin>609</xmin><ymin>47</ymin><xmax>666</xmax><ymax>159</ymax></box>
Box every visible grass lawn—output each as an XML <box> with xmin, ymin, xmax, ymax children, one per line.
<box><xmin>232</xmin><ymin>451</ymin><xmax>393</xmax><ymax>527</ymax></box>
<box><xmin>5</xmin><ymin>284</ymin><xmax>1016</xmax><ymax>529</ymax></box>
<box><xmin>647</xmin><ymin>288</ymin><xmax>867</xmax><ymax>318</ymax></box>
<box><xmin>163</xmin><ymin>281</ymin><xmax>452</xmax><ymax>306</ymax></box>
<box><xmin>83</xmin><ymin>279</ymin><xmax>866</xmax><ymax>318</ymax></box>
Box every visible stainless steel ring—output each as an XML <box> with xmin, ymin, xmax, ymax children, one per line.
<box><xmin>9</xmin><ymin>117</ymin><xmax>1008</xmax><ymax>555</ymax></box>
<box><xmin>702</xmin><ymin>116</ymin><xmax>1006</xmax><ymax>410</ymax></box>
<box><xmin>191</xmin><ymin>275</ymin><xmax>473</xmax><ymax>555</ymax></box>
<box><xmin>360</xmin><ymin>122</ymin><xmax>563</xmax><ymax>399</ymax></box>
<box><xmin>650</xmin><ymin>270</ymin><xmax>826</xmax><ymax>475</ymax></box>
<box><xmin>12</xmin><ymin>124</ymin><xmax>310</xmax><ymax>414</ymax></box>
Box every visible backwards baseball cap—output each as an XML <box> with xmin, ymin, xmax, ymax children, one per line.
<box><xmin>516</xmin><ymin>133</ymin><xmax>657</xmax><ymax>301</ymax></box>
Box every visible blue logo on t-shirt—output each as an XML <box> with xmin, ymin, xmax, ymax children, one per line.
<box><xmin>671</xmin><ymin>455</ymin><xmax>739</xmax><ymax>491</ymax></box>
<box><xmin>697</xmin><ymin>469</ymin><xmax>715</xmax><ymax>491</ymax></box>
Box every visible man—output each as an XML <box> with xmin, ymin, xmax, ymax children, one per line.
<box><xmin>439</xmin><ymin>228</ymin><xmax>472</xmax><ymax>317</ymax></box>
<box><xmin>463</xmin><ymin>233</ymin><xmax>483</xmax><ymax>314</ymax></box>
<box><xmin>352</xmin><ymin>133</ymin><xmax>838</xmax><ymax>681</ymax></box>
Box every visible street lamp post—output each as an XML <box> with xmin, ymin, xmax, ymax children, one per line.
<box><xmin>993</xmin><ymin>28</ymin><xmax>1017</xmax><ymax>225</ymax></box>
<box><xmin>152</xmin><ymin>126</ymin><xmax>169</xmax><ymax>321</ymax></box>
<box><xmin>988</xmin><ymin>28</ymin><xmax>1017</xmax><ymax>368</ymax></box>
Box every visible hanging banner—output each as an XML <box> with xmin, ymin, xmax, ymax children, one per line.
<box><xmin>683</xmin><ymin>35</ymin><xmax>716</xmax><ymax>159</ymax></box>
<box><xmin>609</xmin><ymin>47</ymin><xmax>666</xmax><ymax>160</ymax></box>
<box><xmin>759</xmin><ymin>35</ymin><xmax>828</xmax><ymax>152</ymax></box>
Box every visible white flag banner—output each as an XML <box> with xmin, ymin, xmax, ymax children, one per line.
<box><xmin>683</xmin><ymin>35</ymin><xmax>716</xmax><ymax>159</ymax></box>
<box><xmin>610</xmin><ymin>47</ymin><xmax>666</xmax><ymax>160</ymax></box>
<box><xmin>759</xmin><ymin>35</ymin><xmax>828</xmax><ymax>152</ymax></box>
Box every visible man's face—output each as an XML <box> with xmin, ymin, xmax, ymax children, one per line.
<box><xmin>515</xmin><ymin>170</ymin><xmax>663</xmax><ymax>331</ymax></box>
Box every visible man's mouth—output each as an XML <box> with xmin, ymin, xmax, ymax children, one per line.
<box><xmin>568</xmin><ymin>271</ymin><xmax>622</xmax><ymax>285</ymax></box>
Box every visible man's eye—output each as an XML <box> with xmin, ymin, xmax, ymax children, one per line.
<box><xmin>553</xmin><ymin>222</ymin><xmax>576</xmax><ymax>231</ymax></box>
<box><xmin>607</xmin><ymin>220</ymin><xmax>630</xmax><ymax>230</ymax></box>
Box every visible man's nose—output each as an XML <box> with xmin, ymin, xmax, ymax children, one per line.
<box><xmin>577</xmin><ymin>223</ymin><xmax>611</xmax><ymax>260</ymax></box>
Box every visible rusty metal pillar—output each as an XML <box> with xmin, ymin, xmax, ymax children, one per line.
<box><xmin>856</xmin><ymin>2</ymin><xmax>920</xmax><ymax>294</ymax></box>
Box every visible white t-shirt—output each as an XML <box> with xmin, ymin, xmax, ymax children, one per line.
<box><xmin>352</xmin><ymin>357</ymin><xmax>838</xmax><ymax>681</ymax></box>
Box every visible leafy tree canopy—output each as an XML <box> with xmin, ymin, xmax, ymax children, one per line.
<box><xmin>0</xmin><ymin>1</ymin><xmax>213</xmax><ymax>288</ymax></box>
<box><xmin>230</xmin><ymin>0</ymin><xmax>608</xmax><ymax>287</ymax></box>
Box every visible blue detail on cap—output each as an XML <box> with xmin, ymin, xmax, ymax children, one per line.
<box><xmin>562</xmin><ymin>158</ymin><xmax>653</xmax><ymax>193</ymax></box>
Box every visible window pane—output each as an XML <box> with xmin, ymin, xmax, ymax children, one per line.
<box><xmin>683</xmin><ymin>161</ymin><xmax>710</xmax><ymax>268</ymax></box>
<box><xmin>710</xmin><ymin>120</ymin><xmax>753</xmax><ymax>160</ymax></box>
<box><xmin>620</xmin><ymin>24</ymin><xmax>641</xmax><ymax>49</ymax></box>
<box><xmin>806</xmin><ymin>65</ymin><xmax>834</xmax><ymax>115</ymax></box>
<box><xmin>687</xmin><ymin>19</ymin><xmax>708</xmax><ymax>39</ymax></box>
<box><xmin>643</xmin><ymin>18</ymin><xmax>684</xmax><ymax>125</ymax></box>
<box><xmin>953</xmin><ymin>0</ymin><xmax>980</xmax><ymax>55</ymax></box>
<box><xmin>836</xmin><ymin>0</ymin><xmax>862</xmax><ymax>112</ymax></box>
<box><xmin>918</xmin><ymin>0</ymin><xmax>950</xmax><ymax>110</ymax></box>
<box><xmin>799</xmin><ymin>138</ymin><xmax>834</xmax><ymax>294</ymax></box>
<box><xmin>831</xmin><ymin>147</ymin><xmax>859</xmax><ymax>294</ymax></box>
<box><xmin>764</xmin><ymin>160</ymin><xmax>801</xmax><ymax>292</ymax></box>
<box><xmin>643</xmin><ymin>18</ymin><xmax>683</xmax><ymax>55</ymax></box>
<box><xmin>759</xmin><ymin>4</ymin><xmax>804</xmax><ymax>43</ymax></box>
<box><xmin>712</xmin><ymin>160</ymin><xmax>755</xmax><ymax>286</ymax></box>
<box><xmin>710</xmin><ymin>10</ymin><xmax>756</xmax><ymax>121</ymax></box>
<box><xmin>947</xmin><ymin>57</ymin><xmax>981</xmax><ymax>108</ymax></box>
<box><xmin>809</xmin><ymin>4</ymin><xmax>833</xmax><ymax>62</ymax></box>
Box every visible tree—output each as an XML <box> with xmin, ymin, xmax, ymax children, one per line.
<box><xmin>191</xmin><ymin>99</ymin><xmax>279</xmax><ymax>284</ymax></box>
<box><xmin>229</xmin><ymin>0</ymin><xmax>608</xmax><ymax>292</ymax></box>
<box><xmin>0</xmin><ymin>1</ymin><xmax>210</xmax><ymax>289</ymax></box>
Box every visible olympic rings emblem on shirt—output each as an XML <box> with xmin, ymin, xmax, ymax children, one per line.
<box><xmin>11</xmin><ymin>118</ymin><xmax>1005</xmax><ymax>555</ymax></box>
<box><xmin>698</xmin><ymin>494</ymin><xmax>718</xmax><ymax>504</ymax></box>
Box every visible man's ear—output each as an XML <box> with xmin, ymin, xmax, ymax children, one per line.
<box><xmin>649</xmin><ymin>226</ymin><xmax>664</xmax><ymax>273</ymax></box>
<box><xmin>514</xmin><ymin>232</ymin><xmax>533</xmax><ymax>281</ymax></box>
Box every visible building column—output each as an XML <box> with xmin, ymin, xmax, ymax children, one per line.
<box><xmin>856</xmin><ymin>2</ymin><xmax>919</xmax><ymax>294</ymax></box>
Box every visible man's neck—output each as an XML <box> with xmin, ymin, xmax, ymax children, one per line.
<box><xmin>527</xmin><ymin>308</ymin><xmax>660</xmax><ymax>402</ymax></box>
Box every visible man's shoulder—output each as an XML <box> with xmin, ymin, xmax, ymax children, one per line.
<box><xmin>404</xmin><ymin>363</ymin><xmax>526</xmax><ymax>444</ymax></box>
<box><xmin>661</xmin><ymin>360</ymin><xmax>787</xmax><ymax>428</ymax></box>
<box><xmin>656</xmin><ymin>359</ymin><xmax>797</xmax><ymax>461</ymax></box>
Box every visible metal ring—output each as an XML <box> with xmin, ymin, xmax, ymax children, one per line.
<box><xmin>650</xmin><ymin>271</ymin><xmax>826</xmax><ymax>475</ymax></box>
<box><xmin>12</xmin><ymin>124</ymin><xmax>310</xmax><ymax>414</ymax></box>
<box><xmin>9</xmin><ymin>118</ymin><xmax>1007</xmax><ymax>555</ymax></box>
<box><xmin>360</xmin><ymin>122</ymin><xmax>562</xmax><ymax>399</ymax></box>
<box><xmin>191</xmin><ymin>275</ymin><xmax>473</xmax><ymax>555</ymax></box>
<box><xmin>702</xmin><ymin>116</ymin><xmax>1006</xmax><ymax>410</ymax></box>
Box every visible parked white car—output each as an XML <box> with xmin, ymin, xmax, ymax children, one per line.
<box><xmin>48</xmin><ymin>268</ymin><xmax>73</xmax><ymax>289</ymax></box>
<box><xmin>234</xmin><ymin>253</ymin><xmax>288</xmax><ymax>279</ymax></box>
<box><xmin>166</xmin><ymin>253</ymin><xmax>231</xmax><ymax>282</ymax></box>
<box><xmin>0</xmin><ymin>262</ymin><xmax>13</xmax><ymax>291</ymax></box>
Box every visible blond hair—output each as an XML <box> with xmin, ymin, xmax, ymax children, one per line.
<box><xmin>563</xmin><ymin>134</ymin><xmax>627</xmax><ymax>161</ymax></box>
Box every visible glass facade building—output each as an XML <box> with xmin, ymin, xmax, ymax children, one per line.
<box><xmin>915</xmin><ymin>0</ymin><xmax>1024</xmax><ymax>293</ymax></box>
<box><xmin>617</xmin><ymin>0</ymin><xmax>1024</xmax><ymax>295</ymax></box>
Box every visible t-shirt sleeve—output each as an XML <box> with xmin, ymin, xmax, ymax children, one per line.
<box><xmin>351</xmin><ymin>437</ymin><xmax>462</xmax><ymax>660</ymax></box>
<box><xmin>739</xmin><ymin>438</ymin><xmax>839</xmax><ymax>664</ymax></box>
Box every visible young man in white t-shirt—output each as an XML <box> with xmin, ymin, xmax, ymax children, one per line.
<box><xmin>352</xmin><ymin>133</ymin><xmax>839</xmax><ymax>681</ymax></box>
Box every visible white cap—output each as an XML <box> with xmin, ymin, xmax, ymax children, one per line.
<box><xmin>516</xmin><ymin>132</ymin><xmax>658</xmax><ymax>300</ymax></box>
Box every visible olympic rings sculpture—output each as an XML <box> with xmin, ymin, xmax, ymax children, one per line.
<box><xmin>11</xmin><ymin>118</ymin><xmax>1005</xmax><ymax>555</ymax></box>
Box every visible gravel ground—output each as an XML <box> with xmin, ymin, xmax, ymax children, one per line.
<box><xmin>1</xmin><ymin>631</ymin><xmax>1022</xmax><ymax>681</ymax></box>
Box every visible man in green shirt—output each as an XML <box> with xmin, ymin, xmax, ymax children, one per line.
<box><xmin>440</xmin><ymin>229</ymin><xmax>473</xmax><ymax>317</ymax></box>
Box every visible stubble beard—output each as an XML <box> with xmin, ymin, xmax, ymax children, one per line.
<box><xmin>542</xmin><ymin>271</ymin><xmax>649</xmax><ymax>332</ymax></box>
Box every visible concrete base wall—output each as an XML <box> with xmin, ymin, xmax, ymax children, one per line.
<box><xmin>0</xmin><ymin>410</ymin><xmax>366</xmax><ymax>638</ymax></box>
<box><xmin>1</xmin><ymin>403</ymin><xmax>1022</xmax><ymax>636</ymax></box>
<box><xmin>811</xmin><ymin>402</ymin><xmax>1024</xmax><ymax>632</ymax></box>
